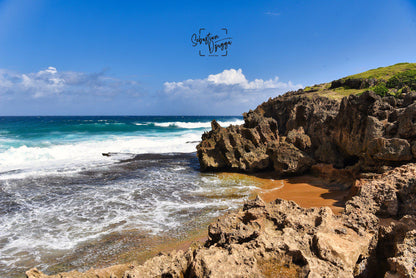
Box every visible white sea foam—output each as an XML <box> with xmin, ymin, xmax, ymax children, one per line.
<box><xmin>153</xmin><ymin>119</ymin><xmax>244</xmax><ymax>129</ymax></box>
<box><xmin>0</xmin><ymin>131</ymin><xmax>202</xmax><ymax>177</ymax></box>
<box><xmin>0</xmin><ymin>166</ymin><xmax>255</xmax><ymax>273</ymax></box>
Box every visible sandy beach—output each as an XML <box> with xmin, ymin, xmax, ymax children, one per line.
<box><xmin>218</xmin><ymin>172</ymin><xmax>349</xmax><ymax>214</ymax></box>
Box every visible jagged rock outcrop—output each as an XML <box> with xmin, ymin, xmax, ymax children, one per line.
<box><xmin>197</xmin><ymin>117</ymin><xmax>278</xmax><ymax>172</ymax></box>
<box><xmin>197</xmin><ymin>94</ymin><xmax>339</xmax><ymax>173</ymax></box>
<box><xmin>197</xmin><ymin>91</ymin><xmax>416</xmax><ymax>175</ymax></box>
<box><xmin>27</xmin><ymin>163</ymin><xmax>416</xmax><ymax>278</ymax></box>
<box><xmin>330</xmin><ymin>78</ymin><xmax>378</xmax><ymax>90</ymax></box>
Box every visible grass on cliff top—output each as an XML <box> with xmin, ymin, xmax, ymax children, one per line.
<box><xmin>303</xmin><ymin>83</ymin><xmax>364</xmax><ymax>100</ymax></box>
<box><xmin>301</xmin><ymin>62</ymin><xmax>416</xmax><ymax>99</ymax></box>
<box><xmin>346</xmin><ymin>62</ymin><xmax>416</xmax><ymax>80</ymax></box>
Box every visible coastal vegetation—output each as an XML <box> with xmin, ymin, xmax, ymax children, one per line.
<box><xmin>302</xmin><ymin>62</ymin><xmax>416</xmax><ymax>99</ymax></box>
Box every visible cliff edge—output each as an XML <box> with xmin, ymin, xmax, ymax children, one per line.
<box><xmin>197</xmin><ymin>63</ymin><xmax>416</xmax><ymax>175</ymax></box>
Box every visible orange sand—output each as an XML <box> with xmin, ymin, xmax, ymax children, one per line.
<box><xmin>218</xmin><ymin>173</ymin><xmax>349</xmax><ymax>214</ymax></box>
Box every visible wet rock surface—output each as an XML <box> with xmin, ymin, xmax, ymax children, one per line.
<box><xmin>27</xmin><ymin>163</ymin><xmax>416</xmax><ymax>278</ymax></box>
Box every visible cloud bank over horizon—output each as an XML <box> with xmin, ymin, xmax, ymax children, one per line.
<box><xmin>165</xmin><ymin>68</ymin><xmax>301</xmax><ymax>92</ymax></box>
<box><xmin>162</xmin><ymin>68</ymin><xmax>302</xmax><ymax>114</ymax></box>
<box><xmin>0</xmin><ymin>66</ymin><xmax>140</xmax><ymax>99</ymax></box>
<box><xmin>0</xmin><ymin>67</ymin><xmax>302</xmax><ymax>115</ymax></box>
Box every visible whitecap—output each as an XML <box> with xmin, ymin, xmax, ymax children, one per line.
<box><xmin>153</xmin><ymin>119</ymin><xmax>244</xmax><ymax>129</ymax></box>
<box><xmin>0</xmin><ymin>131</ymin><xmax>202</xmax><ymax>177</ymax></box>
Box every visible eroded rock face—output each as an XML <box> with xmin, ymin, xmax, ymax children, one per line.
<box><xmin>386</xmin><ymin>229</ymin><xmax>416</xmax><ymax>277</ymax></box>
<box><xmin>267</xmin><ymin>141</ymin><xmax>315</xmax><ymax>175</ymax></box>
<box><xmin>197</xmin><ymin>118</ymin><xmax>278</xmax><ymax>172</ymax></box>
<box><xmin>333</xmin><ymin>92</ymin><xmax>416</xmax><ymax>172</ymax></box>
<box><xmin>27</xmin><ymin>164</ymin><xmax>416</xmax><ymax>278</ymax></box>
<box><xmin>197</xmin><ymin>91</ymin><xmax>416</xmax><ymax>174</ymax></box>
<box><xmin>330</xmin><ymin>77</ymin><xmax>378</xmax><ymax>90</ymax></box>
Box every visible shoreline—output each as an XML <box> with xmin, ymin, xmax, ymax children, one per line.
<box><xmin>28</xmin><ymin>172</ymin><xmax>351</xmax><ymax>277</ymax></box>
<box><xmin>37</xmin><ymin>221</ymin><xmax>210</xmax><ymax>277</ymax></box>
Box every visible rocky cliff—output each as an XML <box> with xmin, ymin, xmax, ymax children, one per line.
<box><xmin>197</xmin><ymin>63</ymin><xmax>416</xmax><ymax>175</ymax></box>
<box><xmin>197</xmin><ymin>89</ymin><xmax>416</xmax><ymax>175</ymax></box>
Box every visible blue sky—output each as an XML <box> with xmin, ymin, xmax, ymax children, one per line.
<box><xmin>0</xmin><ymin>0</ymin><xmax>416</xmax><ymax>115</ymax></box>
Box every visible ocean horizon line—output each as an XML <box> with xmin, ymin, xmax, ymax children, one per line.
<box><xmin>0</xmin><ymin>114</ymin><xmax>243</xmax><ymax>117</ymax></box>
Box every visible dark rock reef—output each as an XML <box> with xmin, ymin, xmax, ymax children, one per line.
<box><xmin>197</xmin><ymin>90</ymin><xmax>416</xmax><ymax>175</ymax></box>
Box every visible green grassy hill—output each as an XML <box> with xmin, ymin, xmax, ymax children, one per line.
<box><xmin>301</xmin><ymin>62</ymin><xmax>416</xmax><ymax>99</ymax></box>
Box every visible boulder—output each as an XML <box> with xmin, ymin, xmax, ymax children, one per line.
<box><xmin>286</xmin><ymin>127</ymin><xmax>311</xmax><ymax>151</ymax></box>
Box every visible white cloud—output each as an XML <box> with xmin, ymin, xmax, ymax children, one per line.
<box><xmin>162</xmin><ymin>68</ymin><xmax>302</xmax><ymax>114</ymax></box>
<box><xmin>0</xmin><ymin>66</ymin><xmax>141</xmax><ymax>98</ymax></box>
<box><xmin>265</xmin><ymin>11</ymin><xmax>281</xmax><ymax>16</ymax></box>
<box><xmin>164</xmin><ymin>68</ymin><xmax>301</xmax><ymax>98</ymax></box>
<box><xmin>20</xmin><ymin>66</ymin><xmax>65</xmax><ymax>97</ymax></box>
<box><xmin>207</xmin><ymin>69</ymin><xmax>247</xmax><ymax>86</ymax></box>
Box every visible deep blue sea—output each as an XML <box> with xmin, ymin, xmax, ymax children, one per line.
<box><xmin>0</xmin><ymin>116</ymin><xmax>264</xmax><ymax>277</ymax></box>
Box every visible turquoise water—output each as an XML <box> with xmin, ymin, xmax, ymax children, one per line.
<box><xmin>0</xmin><ymin>116</ymin><xmax>244</xmax><ymax>173</ymax></box>
<box><xmin>0</xmin><ymin>116</ymin><xmax>242</xmax><ymax>150</ymax></box>
<box><xmin>0</xmin><ymin>116</ymin><xmax>264</xmax><ymax>277</ymax></box>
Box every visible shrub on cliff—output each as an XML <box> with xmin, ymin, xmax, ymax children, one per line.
<box><xmin>370</xmin><ymin>83</ymin><xmax>389</xmax><ymax>97</ymax></box>
<box><xmin>386</xmin><ymin>70</ymin><xmax>416</xmax><ymax>89</ymax></box>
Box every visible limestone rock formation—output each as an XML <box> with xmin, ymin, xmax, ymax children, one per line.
<box><xmin>197</xmin><ymin>118</ymin><xmax>278</xmax><ymax>172</ymax></box>
<box><xmin>197</xmin><ymin>91</ymin><xmax>416</xmax><ymax>175</ymax></box>
<box><xmin>267</xmin><ymin>141</ymin><xmax>315</xmax><ymax>175</ymax></box>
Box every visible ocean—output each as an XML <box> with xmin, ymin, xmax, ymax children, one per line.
<box><xmin>0</xmin><ymin>116</ymin><xmax>263</xmax><ymax>277</ymax></box>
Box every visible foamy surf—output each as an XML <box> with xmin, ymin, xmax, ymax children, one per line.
<box><xmin>0</xmin><ymin>116</ymin><xmax>252</xmax><ymax>277</ymax></box>
<box><xmin>152</xmin><ymin>119</ymin><xmax>244</xmax><ymax>129</ymax></box>
<box><xmin>0</xmin><ymin>153</ymin><xmax>259</xmax><ymax>275</ymax></box>
<box><xmin>0</xmin><ymin>117</ymin><xmax>244</xmax><ymax>175</ymax></box>
<box><xmin>0</xmin><ymin>132</ymin><xmax>201</xmax><ymax>176</ymax></box>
